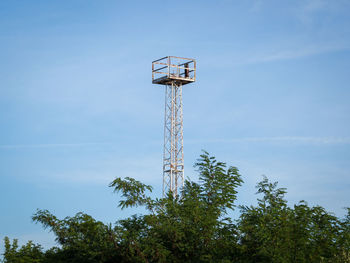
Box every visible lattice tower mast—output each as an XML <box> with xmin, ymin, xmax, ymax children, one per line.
<box><xmin>152</xmin><ymin>56</ymin><xmax>196</xmax><ymax>197</ymax></box>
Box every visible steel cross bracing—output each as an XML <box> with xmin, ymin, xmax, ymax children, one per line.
<box><xmin>163</xmin><ymin>82</ymin><xmax>184</xmax><ymax>197</ymax></box>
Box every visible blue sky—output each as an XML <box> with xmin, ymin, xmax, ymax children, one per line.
<box><xmin>1</xmin><ymin>0</ymin><xmax>350</xmax><ymax>251</ymax></box>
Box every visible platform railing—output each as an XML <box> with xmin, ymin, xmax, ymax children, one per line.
<box><xmin>152</xmin><ymin>56</ymin><xmax>196</xmax><ymax>82</ymax></box>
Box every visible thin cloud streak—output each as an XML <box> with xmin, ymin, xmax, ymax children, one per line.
<box><xmin>2</xmin><ymin>136</ymin><xmax>349</xmax><ymax>149</ymax></box>
<box><xmin>188</xmin><ymin>136</ymin><xmax>350</xmax><ymax>145</ymax></box>
<box><xmin>0</xmin><ymin>142</ymin><xmax>110</xmax><ymax>149</ymax></box>
<box><xmin>206</xmin><ymin>43</ymin><xmax>350</xmax><ymax>69</ymax></box>
<box><xmin>241</xmin><ymin>44</ymin><xmax>350</xmax><ymax>65</ymax></box>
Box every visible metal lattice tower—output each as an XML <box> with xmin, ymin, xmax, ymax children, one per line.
<box><xmin>152</xmin><ymin>56</ymin><xmax>196</xmax><ymax>197</ymax></box>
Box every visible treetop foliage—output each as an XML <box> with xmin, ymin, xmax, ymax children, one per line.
<box><xmin>2</xmin><ymin>151</ymin><xmax>350</xmax><ymax>262</ymax></box>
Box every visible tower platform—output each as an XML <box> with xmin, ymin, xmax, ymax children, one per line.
<box><xmin>152</xmin><ymin>56</ymin><xmax>196</xmax><ymax>86</ymax></box>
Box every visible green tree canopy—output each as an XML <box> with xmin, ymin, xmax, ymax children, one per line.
<box><xmin>2</xmin><ymin>151</ymin><xmax>350</xmax><ymax>263</ymax></box>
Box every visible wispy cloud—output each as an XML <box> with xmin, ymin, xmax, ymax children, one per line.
<box><xmin>241</xmin><ymin>44</ymin><xmax>350</xmax><ymax>65</ymax></box>
<box><xmin>0</xmin><ymin>142</ymin><xmax>109</xmax><ymax>149</ymax></box>
<box><xmin>250</xmin><ymin>0</ymin><xmax>263</xmax><ymax>13</ymax></box>
<box><xmin>37</xmin><ymin>155</ymin><xmax>162</xmax><ymax>185</ymax></box>
<box><xmin>188</xmin><ymin>136</ymin><xmax>350</xmax><ymax>145</ymax></box>
<box><xmin>50</xmin><ymin>170</ymin><xmax>117</xmax><ymax>185</ymax></box>
<box><xmin>303</xmin><ymin>0</ymin><xmax>328</xmax><ymax>12</ymax></box>
<box><xmin>3</xmin><ymin>136</ymin><xmax>349</xmax><ymax>150</ymax></box>
<box><xmin>297</xmin><ymin>0</ymin><xmax>350</xmax><ymax>25</ymax></box>
<box><xmin>206</xmin><ymin>42</ymin><xmax>350</xmax><ymax>69</ymax></box>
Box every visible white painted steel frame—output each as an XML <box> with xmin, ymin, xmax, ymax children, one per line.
<box><xmin>163</xmin><ymin>82</ymin><xmax>184</xmax><ymax>197</ymax></box>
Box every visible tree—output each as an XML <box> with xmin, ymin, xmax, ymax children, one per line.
<box><xmin>2</xmin><ymin>151</ymin><xmax>350</xmax><ymax>263</ymax></box>
<box><xmin>31</xmin><ymin>210</ymin><xmax>122</xmax><ymax>263</ymax></box>
<box><xmin>238</xmin><ymin>176</ymin><xmax>290</xmax><ymax>262</ymax></box>
<box><xmin>3</xmin><ymin>237</ymin><xmax>43</xmax><ymax>263</ymax></box>
<box><xmin>108</xmin><ymin>150</ymin><xmax>243</xmax><ymax>262</ymax></box>
<box><xmin>238</xmin><ymin>176</ymin><xmax>346</xmax><ymax>263</ymax></box>
<box><xmin>336</xmin><ymin>208</ymin><xmax>350</xmax><ymax>262</ymax></box>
